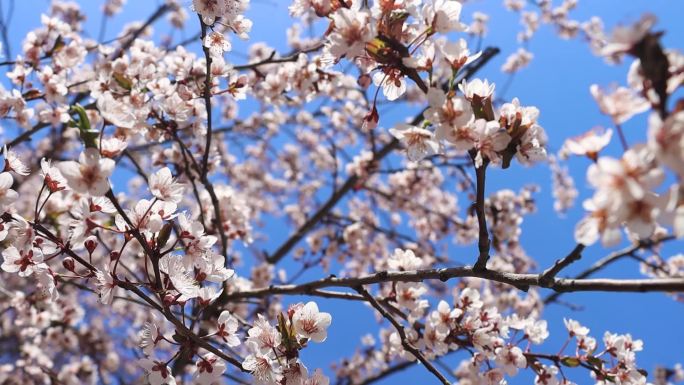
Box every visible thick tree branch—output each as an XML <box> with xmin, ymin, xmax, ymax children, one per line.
<box><xmin>472</xmin><ymin>157</ymin><xmax>490</xmax><ymax>271</ymax></box>
<box><xmin>223</xmin><ymin>265</ymin><xmax>684</xmax><ymax>300</ymax></box>
<box><xmin>198</xmin><ymin>15</ymin><xmax>214</xmax><ymax>180</ymax></box>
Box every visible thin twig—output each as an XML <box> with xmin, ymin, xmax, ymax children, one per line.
<box><xmin>233</xmin><ymin>43</ymin><xmax>324</xmax><ymax>71</ymax></box>
<box><xmin>544</xmin><ymin>236</ymin><xmax>675</xmax><ymax>304</ymax></box>
<box><xmin>355</xmin><ymin>286</ymin><xmax>450</xmax><ymax>385</ymax></box>
<box><xmin>355</xmin><ymin>360</ymin><xmax>414</xmax><ymax>385</ymax></box>
<box><xmin>539</xmin><ymin>244</ymin><xmax>586</xmax><ymax>286</ymax></box>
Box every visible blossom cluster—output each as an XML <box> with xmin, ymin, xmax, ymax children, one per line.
<box><xmin>0</xmin><ymin>1</ymin><xmax>682</xmax><ymax>385</ymax></box>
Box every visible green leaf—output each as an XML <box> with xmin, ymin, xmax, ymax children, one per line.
<box><xmin>50</xmin><ymin>35</ymin><xmax>65</xmax><ymax>56</ymax></box>
<box><xmin>70</xmin><ymin>104</ymin><xmax>97</xmax><ymax>148</ymax></box>
<box><xmin>560</xmin><ymin>357</ymin><xmax>581</xmax><ymax>367</ymax></box>
<box><xmin>113</xmin><ymin>73</ymin><xmax>133</xmax><ymax>90</ymax></box>
<box><xmin>586</xmin><ymin>356</ymin><xmax>604</xmax><ymax>369</ymax></box>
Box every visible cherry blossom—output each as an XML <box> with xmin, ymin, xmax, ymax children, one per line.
<box><xmin>423</xmin><ymin>0</ymin><xmax>467</xmax><ymax>34</ymax></box>
<box><xmin>2</xmin><ymin>146</ymin><xmax>30</xmax><ymax>176</ymax></box>
<box><xmin>389</xmin><ymin>123</ymin><xmax>439</xmax><ymax>161</ymax></box>
<box><xmin>471</xmin><ymin>119</ymin><xmax>511</xmax><ymax>167</ymax></box>
<box><xmin>574</xmin><ymin>196</ymin><xmax>623</xmax><ymax>247</ymax></box>
<box><xmin>95</xmin><ymin>263</ymin><xmax>116</xmax><ymax>305</ymax></box>
<box><xmin>501</xmin><ymin>48</ymin><xmax>534</xmax><ymax>73</ymax></box>
<box><xmin>590</xmin><ymin>84</ymin><xmax>650</xmax><ymax>125</ymax></box>
<box><xmin>292</xmin><ymin>301</ymin><xmax>332</xmax><ymax>343</ymax></box>
<box><xmin>0</xmin><ymin>2</ymin><xmax>680</xmax><ymax>385</ymax></box>
<box><xmin>494</xmin><ymin>345</ymin><xmax>527</xmax><ymax>376</ymax></box>
<box><xmin>564</xmin><ymin>318</ymin><xmax>590</xmax><ymax>337</ymax></box>
<box><xmin>247</xmin><ymin>314</ymin><xmax>282</xmax><ymax>354</ymax></box>
<box><xmin>306</xmin><ymin>369</ymin><xmax>330</xmax><ymax>385</ymax></box>
<box><xmin>561</xmin><ymin>127</ymin><xmax>613</xmax><ymax>160</ymax></box>
<box><xmin>204</xmin><ymin>31</ymin><xmax>231</xmax><ymax>56</ymax></box>
<box><xmin>242</xmin><ymin>350</ymin><xmax>282</xmax><ymax>384</ymax></box>
<box><xmin>438</xmin><ymin>38</ymin><xmax>482</xmax><ymax>70</ymax></box>
<box><xmin>193</xmin><ymin>353</ymin><xmax>226</xmax><ymax>385</ymax></box>
<box><xmin>1</xmin><ymin>246</ymin><xmax>45</xmax><ymax>277</ymax></box>
<box><xmin>139</xmin><ymin>358</ymin><xmax>176</xmax><ymax>385</ymax></box>
<box><xmin>388</xmin><ymin>248</ymin><xmax>425</xmax><ymax>271</ymax></box>
<box><xmin>600</xmin><ymin>14</ymin><xmax>656</xmax><ymax>61</ymax></box>
<box><xmin>139</xmin><ymin>314</ymin><xmax>161</xmax><ymax>356</ymax></box>
<box><xmin>149</xmin><ymin>167</ymin><xmax>185</xmax><ymax>204</ymax></box>
<box><xmin>648</xmin><ymin>111</ymin><xmax>684</xmax><ymax>177</ymax></box>
<box><xmin>0</xmin><ymin>172</ymin><xmax>18</xmax><ymax>211</ymax></box>
<box><xmin>372</xmin><ymin>69</ymin><xmax>407</xmax><ymax>101</ymax></box>
<box><xmin>459</xmin><ymin>78</ymin><xmax>496</xmax><ymax>101</ymax></box>
<box><xmin>328</xmin><ymin>8</ymin><xmax>373</xmax><ymax>60</ymax></box>
<box><xmin>58</xmin><ymin>148</ymin><xmax>115</xmax><ymax>197</ymax></box>
<box><xmin>96</xmin><ymin>92</ymin><xmax>137</xmax><ymax>129</ymax></box>
<box><xmin>216</xmin><ymin>310</ymin><xmax>241</xmax><ymax>347</ymax></box>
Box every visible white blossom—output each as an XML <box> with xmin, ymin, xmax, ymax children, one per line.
<box><xmin>292</xmin><ymin>301</ymin><xmax>332</xmax><ymax>343</ymax></box>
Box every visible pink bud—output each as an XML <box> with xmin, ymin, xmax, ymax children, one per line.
<box><xmin>163</xmin><ymin>294</ymin><xmax>176</xmax><ymax>307</ymax></box>
<box><xmin>362</xmin><ymin>105</ymin><xmax>379</xmax><ymax>132</ymax></box>
<box><xmin>358</xmin><ymin>74</ymin><xmax>372</xmax><ymax>89</ymax></box>
<box><xmin>63</xmin><ymin>257</ymin><xmax>75</xmax><ymax>272</ymax></box>
<box><xmin>85</xmin><ymin>239</ymin><xmax>97</xmax><ymax>254</ymax></box>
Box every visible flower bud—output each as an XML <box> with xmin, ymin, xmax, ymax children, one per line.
<box><xmin>85</xmin><ymin>238</ymin><xmax>97</xmax><ymax>254</ymax></box>
<box><xmin>63</xmin><ymin>257</ymin><xmax>75</xmax><ymax>272</ymax></box>
<box><xmin>163</xmin><ymin>294</ymin><xmax>176</xmax><ymax>307</ymax></box>
<box><xmin>357</xmin><ymin>74</ymin><xmax>372</xmax><ymax>89</ymax></box>
<box><xmin>362</xmin><ymin>105</ymin><xmax>379</xmax><ymax>132</ymax></box>
<box><xmin>157</xmin><ymin>222</ymin><xmax>173</xmax><ymax>249</ymax></box>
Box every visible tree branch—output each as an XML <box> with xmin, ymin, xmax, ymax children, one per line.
<box><xmin>539</xmin><ymin>244</ymin><xmax>586</xmax><ymax>286</ymax></box>
<box><xmin>355</xmin><ymin>360</ymin><xmax>414</xmax><ymax>385</ymax></box>
<box><xmin>543</xmin><ymin>236</ymin><xmax>675</xmax><ymax>304</ymax></box>
<box><xmin>223</xmin><ymin>265</ymin><xmax>684</xmax><ymax>300</ymax></box>
<box><xmin>113</xmin><ymin>4</ymin><xmax>171</xmax><ymax>58</ymax></box>
<box><xmin>233</xmin><ymin>43</ymin><xmax>324</xmax><ymax>71</ymax></box>
<box><xmin>472</xmin><ymin>157</ymin><xmax>490</xmax><ymax>271</ymax></box>
<box><xmin>198</xmin><ymin>15</ymin><xmax>213</xmax><ymax>180</ymax></box>
<box><xmin>264</xmin><ymin>47</ymin><xmax>501</xmax><ymax>265</ymax></box>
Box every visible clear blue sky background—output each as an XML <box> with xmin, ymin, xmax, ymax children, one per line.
<box><xmin>3</xmin><ymin>0</ymin><xmax>684</xmax><ymax>384</ymax></box>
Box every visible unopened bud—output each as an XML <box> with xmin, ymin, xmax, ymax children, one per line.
<box><xmin>287</xmin><ymin>302</ymin><xmax>304</xmax><ymax>319</ymax></box>
<box><xmin>362</xmin><ymin>105</ymin><xmax>379</xmax><ymax>132</ymax></box>
<box><xmin>163</xmin><ymin>294</ymin><xmax>176</xmax><ymax>307</ymax></box>
<box><xmin>157</xmin><ymin>222</ymin><xmax>173</xmax><ymax>249</ymax></box>
<box><xmin>62</xmin><ymin>257</ymin><xmax>75</xmax><ymax>272</ymax></box>
<box><xmin>357</xmin><ymin>74</ymin><xmax>372</xmax><ymax>89</ymax></box>
<box><xmin>85</xmin><ymin>239</ymin><xmax>97</xmax><ymax>254</ymax></box>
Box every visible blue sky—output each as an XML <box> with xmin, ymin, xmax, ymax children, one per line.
<box><xmin>3</xmin><ymin>0</ymin><xmax>684</xmax><ymax>384</ymax></box>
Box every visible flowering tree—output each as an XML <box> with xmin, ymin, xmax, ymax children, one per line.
<box><xmin>0</xmin><ymin>0</ymin><xmax>683</xmax><ymax>384</ymax></box>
